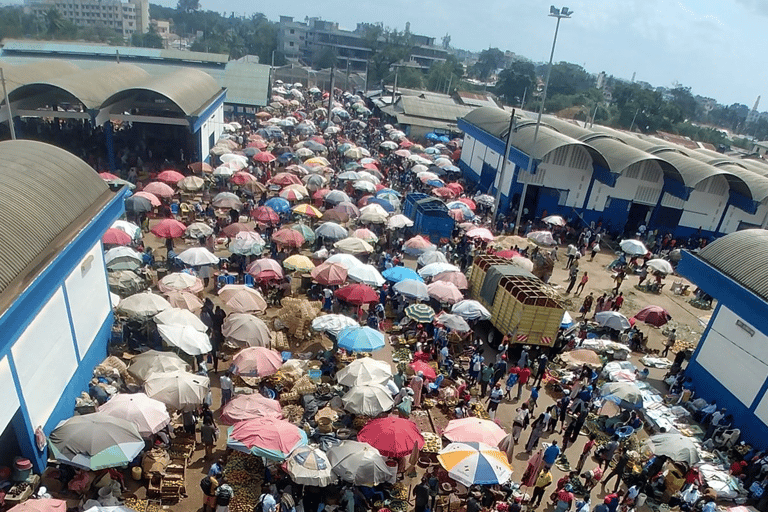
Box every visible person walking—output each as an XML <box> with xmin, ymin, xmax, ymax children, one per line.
<box><xmin>576</xmin><ymin>433</ymin><xmax>597</xmax><ymax>473</ymax></box>
<box><xmin>575</xmin><ymin>272</ymin><xmax>589</xmax><ymax>296</ymax></box>
<box><xmin>200</xmin><ymin>417</ymin><xmax>219</xmax><ymax>459</ymax></box>
<box><xmin>200</xmin><ymin>474</ymin><xmax>219</xmax><ymax>512</ymax></box>
<box><xmin>512</xmin><ymin>404</ymin><xmax>530</xmax><ymax>444</ymax></box>
<box><xmin>479</xmin><ymin>363</ymin><xmax>494</xmax><ymax>397</ymax></box>
<box><xmin>532</xmin><ymin>353</ymin><xmax>549</xmax><ymax>387</ymax></box>
<box><xmin>219</xmin><ymin>372</ymin><xmax>233</xmax><ymax>408</ymax></box>
<box><xmin>525</xmin><ymin>412</ymin><xmax>547</xmax><ymax>453</ymax></box>
<box><xmin>602</xmin><ymin>447</ymin><xmax>630</xmax><ymax>492</ymax></box>
<box><xmin>530</xmin><ymin>468</ymin><xmax>553</xmax><ymax>508</ymax></box>
<box><xmin>566</xmin><ymin>265</ymin><xmax>579</xmax><ymax>294</ymax></box>
<box><xmin>214</xmin><ymin>478</ymin><xmax>234</xmax><ymax>512</ymax></box>
<box><xmin>662</xmin><ymin>329</ymin><xmax>676</xmax><ymax>357</ymax></box>
<box><xmin>579</xmin><ymin>293</ymin><xmax>594</xmax><ymax>319</ymax></box>
<box><xmin>543</xmin><ymin>440</ymin><xmax>561</xmax><ymax>470</ymax></box>
<box><xmin>413</xmin><ymin>477</ymin><xmax>430</xmax><ymax>512</ymax></box>
<box><xmin>517</xmin><ymin>365</ymin><xmax>531</xmax><ymax>400</ymax></box>
<box><xmin>612</xmin><ymin>292</ymin><xmax>624</xmax><ymax>311</ymax></box>
<box><xmin>487</xmin><ymin>383</ymin><xmax>504</xmax><ymax>419</ymax></box>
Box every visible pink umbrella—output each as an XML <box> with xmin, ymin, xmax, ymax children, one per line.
<box><xmin>134</xmin><ymin>190</ymin><xmax>162</xmax><ymax>207</ymax></box>
<box><xmin>220</xmin><ymin>394</ymin><xmax>283</xmax><ymax>425</ymax></box>
<box><xmin>270</xmin><ymin>172</ymin><xmax>301</xmax><ymax>186</ymax></box>
<box><xmin>466</xmin><ymin>227</ymin><xmax>495</xmax><ymax>241</ymax></box>
<box><xmin>231</xmin><ymin>347</ymin><xmax>283</xmax><ymax>377</ymax></box>
<box><xmin>311</xmin><ymin>262</ymin><xmax>348</xmax><ymax>285</ymax></box>
<box><xmin>254</xmin><ymin>152</ymin><xmax>277</xmax><ymax>163</ymax></box>
<box><xmin>143</xmin><ymin>181</ymin><xmax>175</xmax><ymax>198</ymax></box>
<box><xmin>404</xmin><ymin>235</ymin><xmax>434</xmax><ymax>252</ymax></box>
<box><xmin>8</xmin><ymin>499</ymin><xmax>67</xmax><ymax>512</ymax></box>
<box><xmin>99</xmin><ymin>172</ymin><xmax>119</xmax><ymax>180</ymax></box>
<box><xmin>165</xmin><ymin>291</ymin><xmax>204</xmax><ymax>311</ymax></box>
<box><xmin>151</xmin><ymin>219</ymin><xmax>187</xmax><ymax>238</ymax></box>
<box><xmin>272</xmin><ymin>228</ymin><xmax>305</xmax><ymax>248</ymax></box>
<box><xmin>634</xmin><ymin>305</ymin><xmax>672</xmax><ymax>327</ymax></box>
<box><xmin>229</xmin><ymin>417</ymin><xmax>307</xmax><ymax>460</ymax></box>
<box><xmin>409</xmin><ymin>361</ymin><xmax>437</xmax><ymax>380</ymax></box>
<box><xmin>458</xmin><ymin>197</ymin><xmax>476</xmax><ymax>210</ymax></box>
<box><xmin>352</xmin><ymin>228</ymin><xmax>378</xmax><ymax>243</ymax></box>
<box><xmin>247</xmin><ymin>258</ymin><xmax>284</xmax><ymax>281</ymax></box>
<box><xmin>433</xmin><ymin>271</ymin><xmax>469</xmax><ymax>289</ymax></box>
<box><xmin>231</xmin><ymin>171</ymin><xmax>256</xmax><ymax>185</ymax></box>
<box><xmin>443</xmin><ymin>418</ymin><xmax>507</xmax><ymax>446</ymax></box>
<box><xmin>157</xmin><ymin>170</ymin><xmax>185</xmax><ymax>184</ymax></box>
<box><xmin>102</xmin><ymin>227</ymin><xmax>133</xmax><ymax>246</ymax></box>
<box><xmin>427</xmin><ymin>281</ymin><xmax>464</xmax><ymax>304</ymax></box>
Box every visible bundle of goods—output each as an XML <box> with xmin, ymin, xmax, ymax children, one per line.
<box><xmin>278</xmin><ymin>298</ymin><xmax>321</xmax><ymax>340</ymax></box>
<box><xmin>421</xmin><ymin>432</ymin><xmax>443</xmax><ymax>453</ymax></box>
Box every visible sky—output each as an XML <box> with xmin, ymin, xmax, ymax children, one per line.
<box><xmin>159</xmin><ymin>0</ymin><xmax>765</xmax><ymax>107</ymax></box>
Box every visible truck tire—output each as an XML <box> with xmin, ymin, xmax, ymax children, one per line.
<box><xmin>477</xmin><ymin>321</ymin><xmax>501</xmax><ymax>350</ymax></box>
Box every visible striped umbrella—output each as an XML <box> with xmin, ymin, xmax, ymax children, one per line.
<box><xmin>437</xmin><ymin>442</ymin><xmax>513</xmax><ymax>486</ymax></box>
<box><xmin>286</xmin><ymin>445</ymin><xmax>337</xmax><ymax>486</ymax></box>
<box><xmin>405</xmin><ymin>303</ymin><xmax>435</xmax><ymax>323</ymax></box>
<box><xmin>293</xmin><ymin>204</ymin><xmax>323</xmax><ymax>218</ymax></box>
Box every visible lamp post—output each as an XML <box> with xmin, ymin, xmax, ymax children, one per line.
<box><xmin>513</xmin><ymin>5</ymin><xmax>572</xmax><ymax>235</ymax></box>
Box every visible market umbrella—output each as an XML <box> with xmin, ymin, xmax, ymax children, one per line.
<box><xmin>105</xmin><ymin>246</ymin><xmax>143</xmax><ymax>271</ymax></box>
<box><xmin>231</xmin><ymin>171</ymin><xmax>256</xmax><ymax>186</ymax></box>
<box><xmin>559</xmin><ymin>349</ymin><xmax>602</xmax><ymax>369</ymax></box>
<box><xmin>311</xmin><ymin>262</ymin><xmax>348</xmax><ymax>285</ymax></box>
<box><xmin>647</xmin><ymin>259</ymin><xmax>674</xmax><ymax>275</ymax></box>
<box><xmin>252</xmin><ymin>206</ymin><xmax>280</xmax><ymax>225</ymax></box>
<box><xmin>347</xmin><ymin>264</ymin><xmax>385</xmax><ymax>287</ymax></box>
<box><xmin>542</xmin><ymin>215</ymin><xmax>566</xmax><ymax>227</ymax></box>
<box><xmin>311</xmin><ymin>314</ymin><xmax>360</xmax><ymax>336</ymax></box>
<box><xmin>220</xmin><ymin>394</ymin><xmax>283</xmax><ymax>425</ymax></box>
<box><xmin>154</xmin><ymin>307</ymin><xmax>207</xmax><ymax>332</ymax></box>
<box><xmin>177</xmin><ymin>247</ymin><xmax>220</xmax><ymax>266</ymax></box>
<box><xmin>418</xmin><ymin>250</ymin><xmax>448</xmax><ymax>266</ymax></box>
<box><xmin>322</xmin><ymin>209</ymin><xmax>349</xmax><ymax>223</ymax></box>
<box><xmin>634</xmin><ymin>305</ymin><xmax>672</xmax><ymax>327</ymax></box>
<box><xmin>326</xmin><ymin>253</ymin><xmax>362</xmax><ymax>269</ymax></box>
<box><xmin>393</xmin><ymin>279</ymin><xmax>429</xmax><ymax>301</ymax></box>
<box><xmin>334</xmin><ymin>237</ymin><xmax>374</xmax><ymax>254</ymax></box>
<box><xmin>292</xmin><ymin>203</ymin><xmax>323</xmax><ymax>218</ymax></box>
<box><xmin>334</xmin><ymin>201</ymin><xmax>360</xmax><ymax>218</ymax></box>
<box><xmin>157</xmin><ymin>272</ymin><xmax>204</xmax><ymax>294</ymax></box>
<box><xmin>265</xmin><ymin>197</ymin><xmax>291</xmax><ymax>213</ymax></box>
<box><xmin>358</xmin><ymin>417</ymin><xmax>424</xmax><ymax>458</ymax></box>
<box><xmin>409</xmin><ymin>360</ymin><xmax>437</xmax><ymax>380</ymax></box>
<box><xmin>428</xmin><ymin>281</ymin><xmax>464</xmax><ymax>304</ymax></box>
<box><xmin>212</xmin><ymin>192</ymin><xmax>243</xmax><ymax>210</ymax></box>
<box><xmin>221</xmin><ymin>222</ymin><xmax>254</xmax><ymax>238</ymax></box>
<box><xmin>434</xmin><ymin>271</ymin><xmax>469</xmax><ymax>289</ymax></box>
<box><xmin>601</xmin><ymin>381</ymin><xmax>644</xmax><ymax>409</ymax></box>
<box><xmin>272</xmin><ymin>228</ymin><xmax>305</xmax><ymax>248</ymax></box>
<box><xmin>443</xmin><ymin>418</ymin><xmax>507</xmax><ymax>446</ymax></box>
<box><xmin>227</xmin><ymin>417</ymin><xmax>308</xmax><ymax>461</ymax></box>
<box><xmin>117</xmin><ymin>292</ymin><xmax>171</xmax><ymax>318</ymax></box>
<box><xmin>452</xmin><ymin>300</ymin><xmax>491</xmax><ymax>320</ymax></box>
<box><xmin>325</xmin><ymin>190</ymin><xmax>351</xmax><ymax>205</ymax></box>
<box><xmin>382</xmin><ymin>266</ymin><xmax>423</xmax><ymax>283</ymax></box>
<box><xmin>335</xmin><ymin>283</ymin><xmax>378</xmax><ymax>304</ymax></box>
<box><xmin>231</xmin><ymin>347</ymin><xmax>283</xmax><ymax>377</ymax></box>
<box><xmin>387</xmin><ymin>214</ymin><xmax>414</xmax><ymax>229</ymax></box>
<box><xmin>352</xmin><ymin>228</ymin><xmax>379</xmax><ymax>244</ymax></box>
<box><xmin>406</xmin><ymin>303</ymin><xmax>435</xmax><ymax>323</ymax></box>
<box><xmin>151</xmin><ymin>219</ymin><xmax>187</xmax><ymax>239</ymax></box>
<box><xmin>511</xmin><ymin>256</ymin><xmax>535</xmax><ymax>273</ymax></box>
<box><xmin>98</xmin><ymin>393</ymin><xmax>171</xmax><ymax>436</ymax></box>
<box><xmin>284</xmin><ymin>254</ymin><xmax>315</xmax><ymax>272</ymax></box>
<box><xmin>644</xmin><ymin>433</ymin><xmax>701</xmax><ymax>464</ymax></box>
<box><xmin>337</xmin><ymin>326</ymin><xmax>385</xmax><ymax>352</ymax></box>
<box><xmin>127</xmin><ymin>350</ymin><xmax>188</xmax><ymax>381</ymax></box>
<box><xmin>620</xmin><ymin>239</ymin><xmax>648</xmax><ymax>255</ymax></box>
<box><xmin>435</xmin><ymin>313</ymin><xmax>471</xmax><ymax>332</ymax></box>
<box><xmin>157</xmin><ymin>170</ymin><xmax>185</xmax><ymax>184</ymax></box>
<box><xmin>595</xmin><ymin>311</ymin><xmax>631</xmax><ymax>331</ymax></box>
<box><xmin>108</xmin><ymin>270</ymin><xmax>144</xmax><ymax>297</ymax></box>
<box><xmin>143</xmin><ymin>371</ymin><xmax>209</xmax><ymax>412</ymax></box>
<box><xmin>166</xmin><ymin>290</ymin><xmax>204</xmax><ymax>312</ymax></box>
<box><xmin>315</xmin><ymin>222</ymin><xmax>349</xmax><ymax>241</ymax></box>
<box><xmin>247</xmin><ymin>259</ymin><xmax>284</xmax><ymax>281</ymax></box>
<box><xmin>437</xmin><ymin>442</ymin><xmax>513</xmax><ymax>487</ymax></box>
<box><xmin>336</xmin><ymin>358</ymin><xmax>392</xmax><ymax>387</ymax></box>
<box><xmin>243</xmin><ymin>180</ymin><xmax>268</xmax><ymax>195</ymax></box>
<box><xmin>328</xmin><ymin>440</ymin><xmax>396</xmax><ymax>486</ymax></box>
<box><xmin>157</xmin><ymin>324</ymin><xmax>212</xmax><ymax>355</ymax></box>
<box><xmin>102</xmin><ymin>228</ymin><xmax>133</xmax><ymax>246</ymax></box>
<box><xmin>466</xmin><ymin>227</ymin><xmax>494</xmax><ymax>241</ymax></box>
<box><xmin>185</xmin><ymin>222</ymin><xmax>214</xmax><ymax>239</ymax></box>
<box><xmin>342</xmin><ymin>384</ymin><xmax>394</xmax><ymax>416</ymax></box>
<box><xmin>143</xmin><ymin>181</ymin><xmax>174</xmax><ymax>198</ymax></box>
<box><xmin>11</xmin><ymin>500</ymin><xmax>67</xmax><ymax>512</ymax></box>
<box><xmin>403</xmin><ymin>235</ymin><xmax>436</xmax><ymax>255</ymax></box>
<box><xmin>178</xmin><ymin>175</ymin><xmax>205</xmax><ymax>192</ymax></box>
<box><xmin>359</xmin><ymin>204</ymin><xmax>389</xmax><ymax>224</ymax></box>
<box><xmin>418</xmin><ymin>262</ymin><xmax>461</xmax><ymax>278</ymax></box>
<box><xmin>48</xmin><ymin>414</ymin><xmax>144</xmax><ymax>470</ymax></box>
<box><xmin>221</xmin><ymin>314</ymin><xmax>272</xmax><ymax>347</ymax></box>
<box><xmin>527</xmin><ymin>231</ymin><xmax>556</xmax><ymax>246</ymax></box>
<box><xmin>111</xmin><ymin>220</ymin><xmax>141</xmax><ymax>240</ymax></box>
<box><xmin>285</xmin><ymin>446</ymin><xmax>337</xmax><ymax>486</ymax></box>
<box><xmin>230</xmin><ymin>231</ymin><xmax>266</xmax><ymax>256</ymax></box>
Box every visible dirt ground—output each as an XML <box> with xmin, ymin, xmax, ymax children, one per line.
<box><xmin>123</xmin><ymin>221</ymin><xmax>712</xmax><ymax>512</ymax></box>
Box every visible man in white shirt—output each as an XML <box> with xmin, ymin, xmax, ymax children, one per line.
<box><xmin>220</xmin><ymin>372</ymin><xmax>233</xmax><ymax>408</ymax></box>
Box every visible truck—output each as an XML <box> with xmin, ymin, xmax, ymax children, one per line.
<box><xmin>402</xmin><ymin>193</ymin><xmax>454</xmax><ymax>243</ymax></box>
<box><xmin>469</xmin><ymin>254</ymin><xmax>564</xmax><ymax>348</ymax></box>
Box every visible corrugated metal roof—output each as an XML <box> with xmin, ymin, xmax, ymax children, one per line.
<box><xmin>0</xmin><ymin>140</ymin><xmax>109</xmax><ymax>295</ymax></box>
<box><xmin>399</xmin><ymin>96</ymin><xmax>473</xmax><ymax>121</ymax></box>
<box><xmin>221</xmin><ymin>60</ymin><xmax>270</xmax><ymax>106</ymax></box>
<box><xmin>698</xmin><ymin>229</ymin><xmax>768</xmax><ymax>301</ymax></box>
<box><xmin>395</xmin><ymin>112</ymin><xmax>458</xmax><ymax>131</ymax></box>
<box><xmin>684</xmin><ymin>151</ymin><xmax>768</xmax><ymax>202</ymax></box>
<box><xmin>0</xmin><ymin>60</ymin><xmax>81</xmax><ymax>95</ymax></box>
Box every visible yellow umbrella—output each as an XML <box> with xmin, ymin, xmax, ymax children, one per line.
<box><xmin>284</xmin><ymin>254</ymin><xmax>315</xmax><ymax>272</ymax></box>
<box><xmin>305</xmin><ymin>156</ymin><xmax>331</xmax><ymax>167</ymax></box>
<box><xmin>292</xmin><ymin>204</ymin><xmax>323</xmax><ymax>218</ymax></box>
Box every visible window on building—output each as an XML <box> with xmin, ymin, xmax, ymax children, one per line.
<box><xmin>289</xmin><ymin>41</ymin><xmax>294</xmax><ymax>46</ymax></box>
<box><xmin>290</xmin><ymin>29</ymin><xmax>294</xmax><ymax>34</ymax></box>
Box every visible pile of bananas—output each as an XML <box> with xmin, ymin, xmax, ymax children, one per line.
<box><xmin>391</xmin><ymin>483</ymin><xmax>408</xmax><ymax>500</ymax></box>
<box><xmin>422</xmin><ymin>398</ymin><xmax>437</xmax><ymax>409</ymax></box>
<box><xmin>124</xmin><ymin>498</ymin><xmax>146</xmax><ymax>512</ymax></box>
<box><xmin>392</xmin><ymin>348</ymin><xmax>413</xmax><ymax>362</ymax></box>
<box><xmin>422</xmin><ymin>432</ymin><xmax>443</xmax><ymax>453</ymax></box>
<box><xmin>469</xmin><ymin>402</ymin><xmax>490</xmax><ymax>420</ymax></box>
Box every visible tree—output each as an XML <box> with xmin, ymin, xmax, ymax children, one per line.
<box><xmin>426</xmin><ymin>55</ymin><xmax>463</xmax><ymax>93</ymax></box>
<box><xmin>132</xmin><ymin>27</ymin><xmax>164</xmax><ymax>48</ymax></box>
<box><xmin>670</xmin><ymin>86</ymin><xmax>698</xmax><ymax>122</ymax></box>
<box><xmin>471</xmin><ymin>47</ymin><xmax>504</xmax><ymax>81</ymax></box>
<box><xmin>314</xmin><ymin>47</ymin><xmax>337</xmax><ymax>69</ymax></box>
<box><xmin>494</xmin><ymin>60</ymin><xmax>535</xmax><ymax>105</ymax></box>
<box><xmin>545</xmin><ymin>62</ymin><xmax>594</xmax><ymax>97</ymax></box>
<box><xmin>176</xmin><ymin>0</ymin><xmax>200</xmax><ymax>13</ymax></box>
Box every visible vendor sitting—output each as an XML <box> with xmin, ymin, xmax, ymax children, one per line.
<box><xmin>622</xmin><ymin>411</ymin><xmax>643</xmax><ymax>431</ymax></box>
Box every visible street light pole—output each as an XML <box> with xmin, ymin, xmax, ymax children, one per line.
<box><xmin>514</xmin><ymin>6</ymin><xmax>572</xmax><ymax>235</ymax></box>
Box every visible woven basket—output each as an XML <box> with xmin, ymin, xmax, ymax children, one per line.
<box><xmin>279</xmin><ymin>391</ymin><xmax>300</xmax><ymax>404</ymax></box>
<box><xmin>293</xmin><ymin>376</ymin><xmax>317</xmax><ymax>395</ymax></box>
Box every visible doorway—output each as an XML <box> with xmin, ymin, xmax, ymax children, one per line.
<box><xmin>625</xmin><ymin>203</ymin><xmax>651</xmax><ymax>236</ymax></box>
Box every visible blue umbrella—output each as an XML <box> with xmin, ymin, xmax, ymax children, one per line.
<box><xmin>265</xmin><ymin>197</ymin><xmax>290</xmax><ymax>213</ymax></box>
<box><xmin>438</xmin><ymin>136</ymin><xmax>450</xmax><ymax>143</ymax></box>
<box><xmin>382</xmin><ymin>266</ymin><xmax>423</xmax><ymax>283</ymax></box>
<box><xmin>376</xmin><ymin>188</ymin><xmax>401</xmax><ymax>197</ymax></box>
<box><xmin>425</xmin><ymin>132</ymin><xmax>440</xmax><ymax>141</ymax></box>
<box><xmin>367</xmin><ymin>197</ymin><xmax>395</xmax><ymax>212</ymax></box>
<box><xmin>443</xmin><ymin>165</ymin><xmax>461</xmax><ymax>173</ymax></box>
<box><xmin>278</xmin><ymin>152</ymin><xmax>297</xmax><ymax>162</ymax></box>
<box><xmin>426</xmin><ymin>179</ymin><xmax>444</xmax><ymax>188</ymax></box>
<box><xmin>337</xmin><ymin>326</ymin><xmax>385</xmax><ymax>352</ymax></box>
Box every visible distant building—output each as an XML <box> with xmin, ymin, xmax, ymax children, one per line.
<box><xmin>24</xmin><ymin>0</ymin><xmax>149</xmax><ymax>39</ymax></box>
<box><xmin>747</xmin><ymin>96</ymin><xmax>761</xmax><ymax>126</ymax></box>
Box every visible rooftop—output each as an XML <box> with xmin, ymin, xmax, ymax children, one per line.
<box><xmin>698</xmin><ymin>229</ymin><xmax>768</xmax><ymax>302</ymax></box>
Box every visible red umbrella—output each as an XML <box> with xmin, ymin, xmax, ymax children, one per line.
<box><xmin>102</xmin><ymin>227</ymin><xmax>132</xmax><ymax>246</ymax></box>
<box><xmin>99</xmin><ymin>172</ymin><xmax>119</xmax><ymax>180</ymax></box>
<box><xmin>362</xmin><ymin>162</ymin><xmax>379</xmax><ymax>170</ymax></box>
<box><xmin>222</xmin><ymin>222</ymin><xmax>255</xmax><ymax>238</ymax></box>
<box><xmin>143</xmin><ymin>181</ymin><xmax>175</xmax><ymax>198</ymax></box>
<box><xmin>335</xmin><ymin>283</ymin><xmax>378</xmax><ymax>305</ymax></box>
<box><xmin>311</xmin><ymin>262</ymin><xmax>348</xmax><ymax>285</ymax></box>
<box><xmin>400</xmin><ymin>139</ymin><xmax>414</xmax><ymax>148</ymax></box>
<box><xmin>134</xmin><ymin>191</ymin><xmax>161</xmax><ymax>207</ymax></box>
<box><xmin>313</xmin><ymin>188</ymin><xmax>331</xmax><ymax>200</ymax></box>
<box><xmin>634</xmin><ymin>305</ymin><xmax>672</xmax><ymax>327</ymax></box>
<box><xmin>270</xmin><ymin>172</ymin><xmax>302</xmax><ymax>186</ymax></box>
<box><xmin>157</xmin><ymin>170</ymin><xmax>185</xmax><ymax>184</ymax></box>
<box><xmin>446</xmin><ymin>182</ymin><xmax>464</xmax><ymax>195</ymax></box>
<box><xmin>458</xmin><ymin>197</ymin><xmax>476</xmax><ymax>210</ymax></box>
<box><xmin>251</xmin><ymin>206</ymin><xmax>280</xmax><ymax>225</ymax></box>
<box><xmin>248</xmin><ymin>139</ymin><xmax>268</xmax><ymax>149</ymax></box>
<box><xmin>247</xmin><ymin>259</ymin><xmax>284</xmax><ymax>281</ymax></box>
<box><xmin>496</xmin><ymin>249</ymin><xmax>521</xmax><ymax>259</ymax></box>
<box><xmin>272</xmin><ymin>228</ymin><xmax>305</xmax><ymax>248</ymax></box>
<box><xmin>231</xmin><ymin>171</ymin><xmax>256</xmax><ymax>185</ymax></box>
<box><xmin>254</xmin><ymin>152</ymin><xmax>276</xmax><ymax>163</ymax></box>
<box><xmin>409</xmin><ymin>361</ymin><xmax>437</xmax><ymax>380</ymax></box>
<box><xmin>357</xmin><ymin>417</ymin><xmax>424</xmax><ymax>458</ymax></box>
<box><xmin>150</xmin><ymin>219</ymin><xmax>187</xmax><ymax>238</ymax></box>
<box><xmin>433</xmin><ymin>187</ymin><xmax>457</xmax><ymax>199</ymax></box>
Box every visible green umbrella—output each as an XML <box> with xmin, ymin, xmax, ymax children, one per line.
<box><xmin>291</xmin><ymin>223</ymin><xmax>316</xmax><ymax>244</ymax></box>
<box><xmin>405</xmin><ymin>303</ymin><xmax>435</xmax><ymax>323</ymax></box>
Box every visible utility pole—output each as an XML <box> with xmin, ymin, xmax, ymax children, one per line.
<box><xmin>520</xmin><ymin>87</ymin><xmax>527</xmax><ymax>109</ymax></box>
<box><xmin>363</xmin><ymin>61</ymin><xmax>369</xmax><ymax>93</ymax></box>
<box><xmin>391</xmin><ymin>65</ymin><xmax>399</xmax><ymax>106</ymax></box>
<box><xmin>493</xmin><ymin>109</ymin><xmax>516</xmax><ymax>224</ymax></box>
<box><xmin>327</xmin><ymin>62</ymin><xmax>335</xmax><ymax>125</ymax></box>
<box><xmin>446</xmin><ymin>74</ymin><xmax>453</xmax><ymax>95</ymax></box>
<box><xmin>345</xmin><ymin>59</ymin><xmax>350</xmax><ymax>92</ymax></box>
<box><xmin>1</xmin><ymin>68</ymin><xmax>17</xmax><ymax>140</ymax></box>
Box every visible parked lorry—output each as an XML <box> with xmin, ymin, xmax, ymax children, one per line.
<box><xmin>403</xmin><ymin>193</ymin><xmax>454</xmax><ymax>243</ymax></box>
<box><xmin>469</xmin><ymin>254</ymin><xmax>564</xmax><ymax>348</ymax></box>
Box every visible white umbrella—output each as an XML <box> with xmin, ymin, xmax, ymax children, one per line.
<box><xmin>334</xmin><ymin>237</ymin><xmax>374</xmax><ymax>254</ymax></box>
<box><xmin>353</xmin><ymin>180</ymin><xmax>377</xmax><ymax>194</ymax></box>
<box><xmin>105</xmin><ymin>246</ymin><xmax>143</xmax><ymax>270</ymax></box>
<box><xmin>222</xmin><ymin>313</ymin><xmax>272</xmax><ymax>347</ymax></box>
<box><xmin>157</xmin><ymin>324</ymin><xmax>212</xmax><ymax>355</ymax></box>
<box><xmin>601</xmin><ymin>381</ymin><xmax>643</xmax><ymax>409</ymax></box>
<box><xmin>286</xmin><ymin>445</ymin><xmax>337</xmax><ymax>486</ymax></box>
<box><xmin>328</xmin><ymin>441</ymin><xmax>396</xmax><ymax>486</ymax></box>
<box><xmin>594</xmin><ymin>311</ymin><xmax>631</xmax><ymax>330</ymax></box>
<box><xmin>177</xmin><ymin>247</ymin><xmax>220</xmax><ymax>266</ymax></box>
<box><xmin>647</xmin><ymin>259</ymin><xmax>674</xmax><ymax>274</ymax></box>
<box><xmin>511</xmin><ymin>256</ymin><xmax>534</xmax><ymax>272</ymax></box>
<box><xmin>452</xmin><ymin>300</ymin><xmax>491</xmax><ymax>320</ymax></box>
<box><xmin>387</xmin><ymin>214</ymin><xmax>414</xmax><ymax>229</ymax></box>
<box><xmin>157</xmin><ymin>272</ymin><xmax>204</xmax><ymax>294</ymax></box>
<box><xmin>342</xmin><ymin>384</ymin><xmax>394</xmax><ymax>416</ymax></box>
<box><xmin>620</xmin><ymin>239</ymin><xmax>648</xmax><ymax>255</ymax></box>
<box><xmin>418</xmin><ymin>250</ymin><xmax>447</xmax><ymax>266</ymax></box>
<box><xmin>325</xmin><ymin>253</ymin><xmax>362</xmax><ymax>269</ymax></box>
<box><xmin>359</xmin><ymin>204</ymin><xmax>389</xmax><ymax>224</ymax></box>
<box><xmin>315</xmin><ymin>222</ymin><xmax>349</xmax><ymax>240</ymax></box>
<box><xmin>111</xmin><ymin>220</ymin><xmax>141</xmax><ymax>240</ymax></box>
<box><xmin>435</xmin><ymin>313</ymin><xmax>471</xmax><ymax>332</ymax></box>
<box><xmin>127</xmin><ymin>350</ymin><xmax>189</xmax><ymax>381</ymax></box>
<box><xmin>185</xmin><ymin>222</ymin><xmax>214</xmax><ymax>239</ymax></box>
<box><xmin>144</xmin><ymin>371</ymin><xmax>209</xmax><ymax>412</ymax></box>
<box><xmin>336</xmin><ymin>358</ymin><xmax>392</xmax><ymax>387</ymax></box>
<box><xmin>98</xmin><ymin>393</ymin><xmax>171</xmax><ymax>436</ymax></box>
<box><xmin>117</xmin><ymin>292</ymin><xmax>171</xmax><ymax>318</ymax></box>
<box><xmin>644</xmin><ymin>433</ymin><xmax>701</xmax><ymax>464</ymax></box>
<box><xmin>154</xmin><ymin>308</ymin><xmax>207</xmax><ymax>332</ymax></box>
<box><xmin>347</xmin><ymin>264</ymin><xmax>385</xmax><ymax>287</ymax></box>
<box><xmin>418</xmin><ymin>262</ymin><xmax>461</xmax><ymax>278</ymax></box>
<box><xmin>393</xmin><ymin>279</ymin><xmax>429</xmax><ymax>301</ymax></box>
<box><xmin>542</xmin><ymin>215</ymin><xmax>566</xmax><ymax>227</ymax></box>
<box><xmin>527</xmin><ymin>231</ymin><xmax>556</xmax><ymax>246</ymax></box>
<box><xmin>311</xmin><ymin>314</ymin><xmax>360</xmax><ymax>336</ymax></box>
